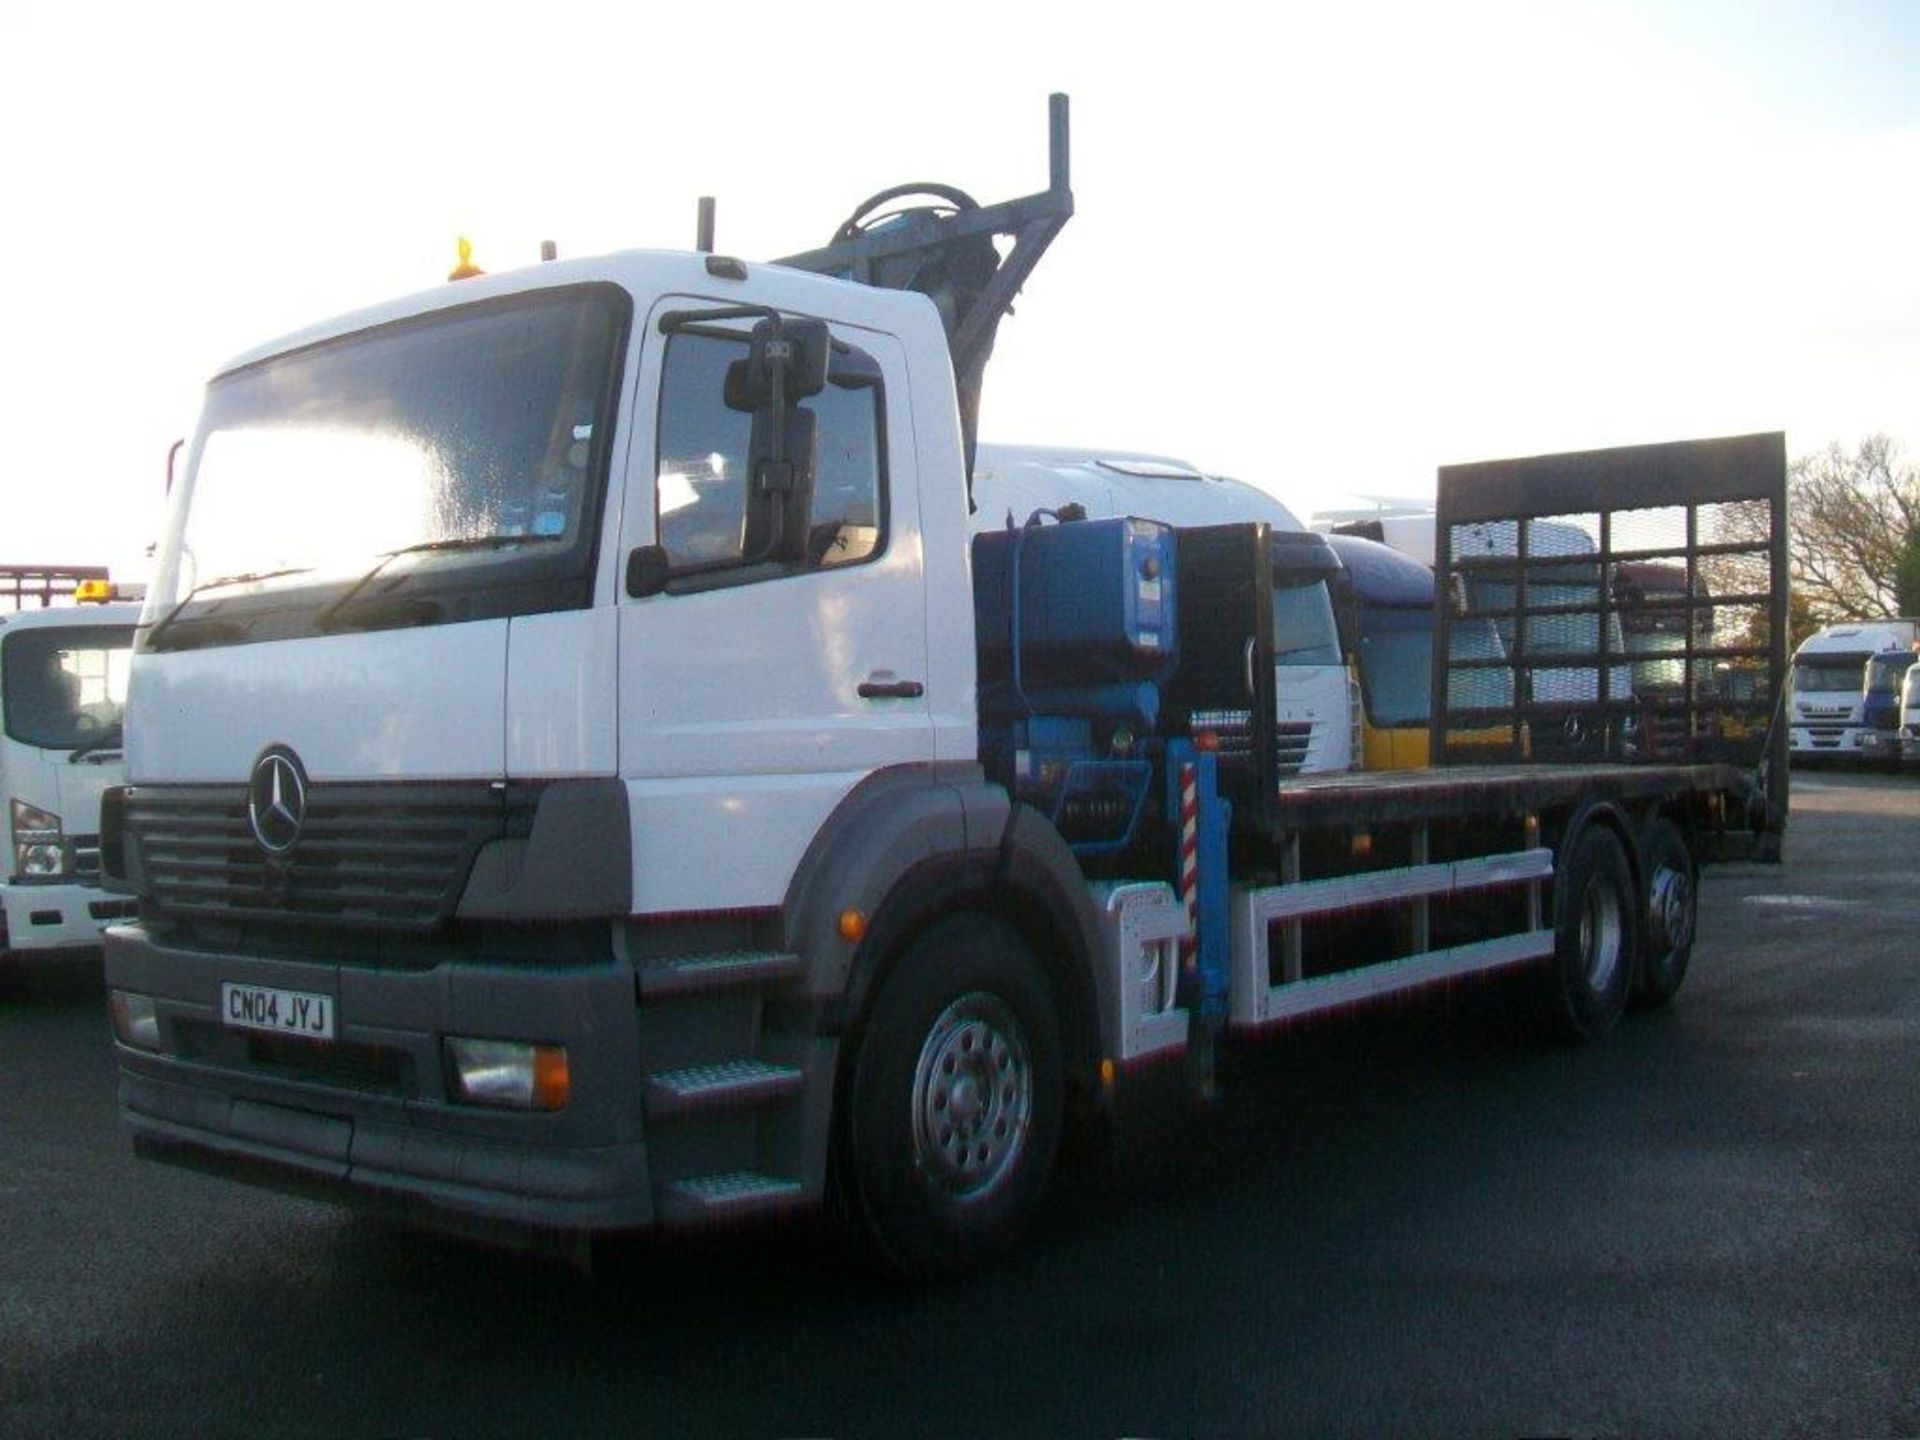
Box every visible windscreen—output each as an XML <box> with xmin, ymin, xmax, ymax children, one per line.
<box><xmin>3</xmin><ymin>626</ymin><xmax>134</xmax><ymax>750</ymax></box>
<box><xmin>1359</xmin><ymin>606</ymin><xmax>1512</xmax><ymax>727</ymax></box>
<box><xmin>1356</xmin><ymin>607</ymin><xmax>1430</xmax><ymax>728</ymax></box>
<box><xmin>1866</xmin><ymin>655</ymin><xmax>1913</xmax><ymax>695</ymax></box>
<box><xmin>1793</xmin><ymin>659</ymin><xmax>1866</xmax><ymax>694</ymax></box>
<box><xmin>1271</xmin><ymin>580</ymin><xmax>1340</xmax><ymax>667</ymax></box>
<box><xmin>149</xmin><ymin>285</ymin><xmax>629</xmax><ymax>649</ymax></box>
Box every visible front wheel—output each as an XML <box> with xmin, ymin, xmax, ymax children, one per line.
<box><xmin>1545</xmin><ymin>823</ymin><xmax>1637</xmax><ymax>1042</ymax></box>
<box><xmin>844</xmin><ymin>913</ymin><xmax>1063</xmax><ymax>1278</ymax></box>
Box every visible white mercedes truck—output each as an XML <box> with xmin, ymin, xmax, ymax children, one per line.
<box><xmin>102</xmin><ymin>98</ymin><xmax>1790</xmax><ymax>1274</ymax></box>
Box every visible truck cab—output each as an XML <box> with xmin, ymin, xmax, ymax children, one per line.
<box><xmin>1323</xmin><ymin>532</ymin><xmax>1513</xmax><ymax>769</ymax></box>
<box><xmin>108</xmin><ymin>252</ymin><xmax>1008</xmax><ymax>1245</ymax></box>
<box><xmin>1332</xmin><ymin>509</ymin><xmax>1636</xmax><ymax>759</ymax></box>
<box><xmin>1858</xmin><ymin>649</ymin><xmax>1917</xmax><ymax>765</ymax></box>
<box><xmin>1</xmin><ymin>600</ymin><xmax>141</xmax><ymax>984</ymax></box>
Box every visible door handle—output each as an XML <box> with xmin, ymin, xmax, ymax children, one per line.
<box><xmin>858</xmin><ymin>677</ymin><xmax>925</xmax><ymax>700</ymax></box>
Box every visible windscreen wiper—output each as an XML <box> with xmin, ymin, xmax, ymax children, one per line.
<box><xmin>70</xmin><ymin>728</ymin><xmax>124</xmax><ymax>764</ymax></box>
<box><xmin>315</xmin><ymin>534</ymin><xmax>553</xmax><ymax>632</ymax></box>
<box><xmin>142</xmin><ymin>567</ymin><xmax>317</xmax><ymax>650</ymax></box>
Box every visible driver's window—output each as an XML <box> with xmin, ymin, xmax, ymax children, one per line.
<box><xmin>655</xmin><ymin>331</ymin><xmax>886</xmax><ymax>574</ymax></box>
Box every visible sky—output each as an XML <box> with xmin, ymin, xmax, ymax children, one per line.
<box><xmin>1</xmin><ymin>0</ymin><xmax>1915</xmax><ymax>579</ymax></box>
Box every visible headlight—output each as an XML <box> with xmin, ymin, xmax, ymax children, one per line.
<box><xmin>444</xmin><ymin>1036</ymin><xmax>570</xmax><ymax>1111</ymax></box>
<box><xmin>110</xmin><ymin>990</ymin><xmax>162</xmax><ymax>1050</ymax></box>
<box><xmin>10</xmin><ymin>799</ymin><xmax>67</xmax><ymax>877</ymax></box>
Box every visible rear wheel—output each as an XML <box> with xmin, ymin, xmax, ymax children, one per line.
<box><xmin>1546</xmin><ymin>823</ymin><xmax>1636</xmax><ymax>1042</ymax></box>
<box><xmin>1633</xmin><ymin>817</ymin><xmax>1696</xmax><ymax>1010</ymax></box>
<box><xmin>844</xmin><ymin>913</ymin><xmax>1063</xmax><ymax>1278</ymax></box>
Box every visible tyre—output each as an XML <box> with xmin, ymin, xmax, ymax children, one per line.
<box><xmin>1545</xmin><ymin>823</ymin><xmax>1636</xmax><ymax>1042</ymax></box>
<box><xmin>1633</xmin><ymin>817</ymin><xmax>1695</xmax><ymax>1010</ymax></box>
<box><xmin>844</xmin><ymin>913</ymin><xmax>1063</xmax><ymax>1278</ymax></box>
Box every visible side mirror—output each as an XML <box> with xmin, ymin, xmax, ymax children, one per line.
<box><xmin>625</xmin><ymin>544</ymin><xmax>672</xmax><ymax>598</ymax></box>
<box><xmin>716</xmin><ymin>313</ymin><xmax>830</xmax><ymax>567</ymax></box>
<box><xmin>723</xmin><ymin>317</ymin><xmax>830</xmax><ymax>410</ymax></box>
<box><xmin>741</xmin><ymin>407</ymin><xmax>818</xmax><ymax>564</ymax></box>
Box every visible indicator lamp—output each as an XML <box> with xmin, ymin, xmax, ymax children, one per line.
<box><xmin>448</xmin><ymin>236</ymin><xmax>485</xmax><ymax>282</ymax></box>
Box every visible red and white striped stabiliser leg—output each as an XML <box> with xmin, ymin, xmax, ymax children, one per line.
<box><xmin>1178</xmin><ymin>760</ymin><xmax>1199</xmax><ymax>975</ymax></box>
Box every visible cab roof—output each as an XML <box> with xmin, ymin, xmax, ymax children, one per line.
<box><xmin>1325</xmin><ymin>532</ymin><xmax>1433</xmax><ymax>607</ymax></box>
<box><xmin>214</xmin><ymin>249</ymin><xmax>943</xmax><ymax>379</ymax></box>
<box><xmin>0</xmin><ymin>601</ymin><xmax>143</xmax><ymax>633</ymax></box>
<box><xmin>972</xmin><ymin>443</ymin><xmax>1305</xmax><ymax>533</ymax></box>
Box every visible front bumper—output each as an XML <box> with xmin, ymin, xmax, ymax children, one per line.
<box><xmin>2</xmin><ymin>880</ymin><xmax>137</xmax><ymax>968</ymax></box>
<box><xmin>107</xmin><ymin>923</ymin><xmax>653</xmax><ymax>1231</ymax></box>
<box><xmin>1789</xmin><ymin>724</ymin><xmax>1865</xmax><ymax>756</ymax></box>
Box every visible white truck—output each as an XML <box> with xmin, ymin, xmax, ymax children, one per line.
<box><xmin>1900</xmin><ymin>662</ymin><xmax>1920</xmax><ymax>767</ymax></box>
<box><xmin>972</xmin><ymin>444</ymin><xmax>1355</xmax><ymax>775</ymax></box>
<box><xmin>101</xmin><ymin>98</ymin><xmax>1790</xmax><ymax>1274</ymax></box>
<box><xmin>0</xmin><ymin>581</ymin><xmax>142</xmax><ymax>990</ymax></box>
<box><xmin>1788</xmin><ymin>620</ymin><xmax>1920</xmax><ymax>761</ymax></box>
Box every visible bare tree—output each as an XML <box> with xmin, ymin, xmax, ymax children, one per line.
<box><xmin>1789</xmin><ymin>434</ymin><xmax>1920</xmax><ymax>620</ymax></box>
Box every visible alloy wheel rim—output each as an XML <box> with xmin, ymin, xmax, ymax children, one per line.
<box><xmin>1649</xmin><ymin>864</ymin><xmax>1694</xmax><ymax>953</ymax></box>
<box><xmin>1581</xmin><ymin>877</ymin><xmax>1624</xmax><ymax>992</ymax></box>
<box><xmin>910</xmin><ymin>991</ymin><xmax>1033</xmax><ymax>1202</ymax></box>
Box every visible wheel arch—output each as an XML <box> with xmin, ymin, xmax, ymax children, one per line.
<box><xmin>783</xmin><ymin>768</ymin><xmax>1109</xmax><ymax>1099</ymax></box>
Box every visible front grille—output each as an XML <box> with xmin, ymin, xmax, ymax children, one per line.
<box><xmin>1191</xmin><ymin>708</ymin><xmax>1254</xmax><ymax>763</ymax></box>
<box><xmin>124</xmin><ymin>783</ymin><xmax>532</xmax><ymax>933</ymax></box>
<box><xmin>70</xmin><ymin>834</ymin><xmax>101</xmax><ymax>882</ymax></box>
<box><xmin>1274</xmin><ymin>722</ymin><xmax>1313</xmax><ymax>777</ymax></box>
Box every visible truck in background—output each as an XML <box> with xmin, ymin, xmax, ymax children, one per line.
<box><xmin>1858</xmin><ymin>646</ymin><xmax>1918</xmax><ymax>766</ymax></box>
<box><xmin>1323</xmin><ymin>532</ymin><xmax>1513</xmax><ymax>770</ymax></box>
<box><xmin>100</xmin><ymin>97</ymin><xmax>1790</xmax><ymax>1274</ymax></box>
<box><xmin>1900</xmin><ymin>661</ymin><xmax>1920</xmax><ymax>767</ymax></box>
<box><xmin>972</xmin><ymin>445</ymin><xmax>1355</xmax><ymax>775</ymax></box>
<box><xmin>1</xmin><ymin>570</ymin><xmax>142</xmax><ymax>990</ymax></box>
<box><xmin>1788</xmin><ymin>620</ymin><xmax>1919</xmax><ymax>762</ymax></box>
<box><xmin>1338</xmin><ymin>510</ymin><xmax>1645</xmax><ymax>760</ymax></box>
<box><xmin>4</xmin><ymin>566</ymin><xmax>109</xmax><ymax>609</ymax></box>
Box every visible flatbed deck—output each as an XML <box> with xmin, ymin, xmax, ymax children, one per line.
<box><xmin>1270</xmin><ymin>761</ymin><xmax>1760</xmax><ymax>830</ymax></box>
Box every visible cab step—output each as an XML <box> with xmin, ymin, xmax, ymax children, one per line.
<box><xmin>637</xmin><ymin>949</ymin><xmax>806</xmax><ymax>1000</ymax></box>
<box><xmin>644</xmin><ymin>1059</ymin><xmax>804</xmax><ymax>1120</ymax></box>
<box><xmin>657</xmin><ymin>1171</ymin><xmax>807</xmax><ymax>1225</ymax></box>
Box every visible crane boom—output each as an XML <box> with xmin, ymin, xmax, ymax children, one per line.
<box><xmin>776</xmin><ymin>93</ymin><xmax>1074</xmax><ymax>485</ymax></box>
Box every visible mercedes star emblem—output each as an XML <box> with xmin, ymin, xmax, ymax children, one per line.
<box><xmin>247</xmin><ymin>747</ymin><xmax>308</xmax><ymax>856</ymax></box>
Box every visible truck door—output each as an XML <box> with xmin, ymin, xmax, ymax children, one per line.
<box><xmin>616</xmin><ymin>304</ymin><xmax>933</xmax><ymax>913</ymax></box>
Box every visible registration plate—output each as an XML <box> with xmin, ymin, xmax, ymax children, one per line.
<box><xmin>220</xmin><ymin>982</ymin><xmax>335</xmax><ymax>1041</ymax></box>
